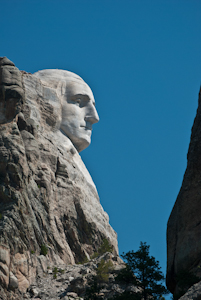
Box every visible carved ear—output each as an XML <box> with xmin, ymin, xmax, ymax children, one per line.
<box><xmin>0</xmin><ymin>57</ymin><xmax>25</xmax><ymax>124</ymax></box>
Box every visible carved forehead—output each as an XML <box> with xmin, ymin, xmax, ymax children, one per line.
<box><xmin>34</xmin><ymin>69</ymin><xmax>85</xmax><ymax>89</ymax></box>
<box><xmin>65</xmin><ymin>80</ymin><xmax>93</xmax><ymax>98</ymax></box>
<box><xmin>34</xmin><ymin>69</ymin><xmax>93</xmax><ymax>99</ymax></box>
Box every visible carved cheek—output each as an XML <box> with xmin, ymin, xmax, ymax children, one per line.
<box><xmin>62</xmin><ymin>102</ymin><xmax>78</xmax><ymax>118</ymax></box>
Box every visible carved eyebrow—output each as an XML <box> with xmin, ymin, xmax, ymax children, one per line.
<box><xmin>73</xmin><ymin>94</ymin><xmax>90</xmax><ymax>100</ymax></box>
<box><xmin>71</xmin><ymin>94</ymin><xmax>96</xmax><ymax>106</ymax></box>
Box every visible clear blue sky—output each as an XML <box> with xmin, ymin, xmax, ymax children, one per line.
<box><xmin>1</xmin><ymin>1</ymin><xmax>201</xmax><ymax>297</ymax></box>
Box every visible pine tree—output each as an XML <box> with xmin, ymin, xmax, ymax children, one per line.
<box><xmin>120</xmin><ymin>242</ymin><xmax>169</xmax><ymax>300</ymax></box>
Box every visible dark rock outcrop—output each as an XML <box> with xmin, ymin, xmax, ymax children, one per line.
<box><xmin>0</xmin><ymin>57</ymin><xmax>24</xmax><ymax>124</ymax></box>
<box><xmin>167</xmin><ymin>87</ymin><xmax>201</xmax><ymax>297</ymax></box>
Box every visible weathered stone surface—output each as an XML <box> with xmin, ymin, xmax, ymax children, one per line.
<box><xmin>9</xmin><ymin>272</ymin><xmax>18</xmax><ymax>290</ymax></box>
<box><xmin>0</xmin><ymin>57</ymin><xmax>24</xmax><ymax>124</ymax></box>
<box><xmin>13</xmin><ymin>253</ymin><xmax>29</xmax><ymax>293</ymax></box>
<box><xmin>0</xmin><ymin>57</ymin><xmax>118</xmax><ymax>297</ymax></box>
<box><xmin>167</xmin><ymin>88</ymin><xmax>201</xmax><ymax>296</ymax></box>
<box><xmin>15</xmin><ymin>252</ymin><xmax>138</xmax><ymax>300</ymax></box>
<box><xmin>178</xmin><ymin>280</ymin><xmax>201</xmax><ymax>300</ymax></box>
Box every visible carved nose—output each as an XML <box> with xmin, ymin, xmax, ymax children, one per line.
<box><xmin>85</xmin><ymin>105</ymin><xmax>99</xmax><ymax>124</ymax></box>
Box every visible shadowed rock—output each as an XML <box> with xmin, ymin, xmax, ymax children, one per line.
<box><xmin>167</xmin><ymin>87</ymin><xmax>201</xmax><ymax>296</ymax></box>
<box><xmin>0</xmin><ymin>57</ymin><xmax>24</xmax><ymax>124</ymax></box>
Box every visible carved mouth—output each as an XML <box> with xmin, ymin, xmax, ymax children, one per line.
<box><xmin>81</xmin><ymin>125</ymin><xmax>92</xmax><ymax>130</ymax></box>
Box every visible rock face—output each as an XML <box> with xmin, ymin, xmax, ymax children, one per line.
<box><xmin>0</xmin><ymin>57</ymin><xmax>118</xmax><ymax>295</ymax></box>
<box><xmin>167</xmin><ymin>87</ymin><xmax>201</xmax><ymax>296</ymax></box>
<box><xmin>178</xmin><ymin>281</ymin><xmax>201</xmax><ymax>300</ymax></box>
<box><xmin>0</xmin><ymin>252</ymin><xmax>139</xmax><ymax>300</ymax></box>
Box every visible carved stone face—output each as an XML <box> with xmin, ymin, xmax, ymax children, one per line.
<box><xmin>60</xmin><ymin>79</ymin><xmax>99</xmax><ymax>152</ymax></box>
<box><xmin>34</xmin><ymin>69</ymin><xmax>99</xmax><ymax>152</ymax></box>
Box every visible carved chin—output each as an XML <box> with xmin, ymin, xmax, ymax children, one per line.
<box><xmin>73</xmin><ymin>136</ymin><xmax>91</xmax><ymax>152</ymax></box>
<box><xmin>60</xmin><ymin>129</ymin><xmax>91</xmax><ymax>152</ymax></box>
<box><xmin>60</xmin><ymin>124</ymin><xmax>92</xmax><ymax>152</ymax></box>
<box><xmin>69</xmin><ymin>130</ymin><xmax>92</xmax><ymax>152</ymax></box>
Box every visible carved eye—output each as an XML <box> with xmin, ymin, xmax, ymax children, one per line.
<box><xmin>74</xmin><ymin>98</ymin><xmax>81</xmax><ymax>105</ymax></box>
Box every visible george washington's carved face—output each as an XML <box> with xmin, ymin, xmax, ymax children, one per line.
<box><xmin>34</xmin><ymin>69</ymin><xmax>99</xmax><ymax>152</ymax></box>
<box><xmin>60</xmin><ymin>79</ymin><xmax>99</xmax><ymax>152</ymax></box>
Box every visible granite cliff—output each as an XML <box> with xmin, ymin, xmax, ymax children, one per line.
<box><xmin>167</xmin><ymin>87</ymin><xmax>201</xmax><ymax>298</ymax></box>
<box><xmin>0</xmin><ymin>57</ymin><xmax>120</xmax><ymax>298</ymax></box>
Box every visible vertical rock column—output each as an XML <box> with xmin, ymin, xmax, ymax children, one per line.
<box><xmin>167</xmin><ymin>87</ymin><xmax>201</xmax><ymax>295</ymax></box>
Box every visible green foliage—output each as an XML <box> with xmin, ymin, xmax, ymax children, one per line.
<box><xmin>96</xmin><ymin>259</ymin><xmax>113</xmax><ymax>282</ymax></box>
<box><xmin>40</xmin><ymin>244</ymin><xmax>48</xmax><ymax>256</ymax></box>
<box><xmin>91</xmin><ymin>239</ymin><xmax>113</xmax><ymax>259</ymax></box>
<box><xmin>115</xmin><ymin>265</ymin><xmax>136</xmax><ymax>284</ymax></box>
<box><xmin>78</xmin><ymin>256</ymin><xmax>89</xmax><ymax>264</ymax></box>
<box><xmin>85</xmin><ymin>276</ymin><xmax>102</xmax><ymax>300</ymax></box>
<box><xmin>85</xmin><ymin>242</ymin><xmax>168</xmax><ymax>300</ymax></box>
<box><xmin>84</xmin><ymin>259</ymin><xmax>113</xmax><ymax>299</ymax></box>
<box><xmin>98</xmin><ymin>239</ymin><xmax>113</xmax><ymax>255</ymax></box>
<box><xmin>120</xmin><ymin>242</ymin><xmax>169</xmax><ymax>300</ymax></box>
<box><xmin>91</xmin><ymin>252</ymin><xmax>99</xmax><ymax>259</ymax></box>
<box><xmin>109</xmin><ymin>292</ymin><xmax>166</xmax><ymax>300</ymax></box>
<box><xmin>59</xmin><ymin>268</ymin><xmax>65</xmax><ymax>274</ymax></box>
<box><xmin>0</xmin><ymin>213</ymin><xmax>2</xmax><ymax>220</ymax></box>
<box><xmin>173</xmin><ymin>269</ymin><xmax>200</xmax><ymax>299</ymax></box>
<box><xmin>30</xmin><ymin>250</ymin><xmax>35</xmax><ymax>254</ymax></box>
<box><xmin>108</xmin><ymin>291</ymin><xmax>142</xmax><ymax>300</ymax></box>
<box><xmin>53</xmin><ymin>267</ymin><xmax>58</xmax><ymax>273</ymax></box>
<box><xmin>52</xmin><ymin>267</ymin><xmax>64</xmax><ymax>279</ymax></box>
<box><xmin>53</xmin><ymin>267</ymin><xmax>58</xmax><ymax>279</ymax></box>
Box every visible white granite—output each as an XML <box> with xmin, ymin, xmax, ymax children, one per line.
<box><xmin>34</xmin><ymin>69</ymin><xmax>99</xmax><ymax>152</ymax></box>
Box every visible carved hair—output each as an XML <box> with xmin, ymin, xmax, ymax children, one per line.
<box><xmin>34</xmin><ymin>69</ymin><xmax>84</xmax><ymax>96</ymax></box>
<box><xmin>31</xmin><ymin>69</ymin><xmax>86</xmax><ymax>133</ymax></box>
